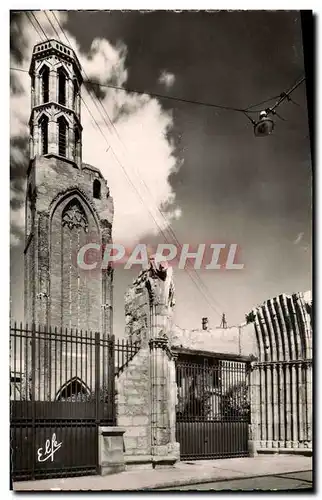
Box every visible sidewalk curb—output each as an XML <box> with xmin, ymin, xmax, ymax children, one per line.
<box><xmin>13</xmin><ymin>458</ymin><xmax>313</xmax><ymax>491</ymax></box>
<box><xmin>140</xmin><ymin>468</ymin><xmax>313</xmax><ymax>491</ymax></box>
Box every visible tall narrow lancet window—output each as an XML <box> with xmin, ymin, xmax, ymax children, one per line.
<box><xmin>40</xmin><ymin>65</ymin><xmax>49</xmax><ymax>103</ymax></box>
<box><xmin>58</xmin><ymin>67</ymin><xmax>67</xmax><ymax>106</ymax></box>
<box><xmin>58</xmin><ymin>116</ymin><xmax>68</xmax><ymax>157</ymax></box>
<box><xmin>93</xmin><ymin>179</ymin><xmax>101</xmax><ymax>199</ymax></box>
<box><xmin>74</xmin><ymin>127</ymin><xmax>80</xmax><ymax>161</ymax></box>
<box><xmin>73</xmin><ymin>79</ymin><xmax>79</xmax><ymax>112</ymax></box>
<box><xmin>26</xmin><ymin>184</ymin><xmax>33</xmax><ymax>236</ymax></box>
<box><xmin>39</xmin><ymin>115</ymin><xmax>49</xmax><ymax>155</ymax></box>
<box><xmin>31</xmin><ymin>74</ymin><xmax>35</xmax><ymax>107</ymax></box>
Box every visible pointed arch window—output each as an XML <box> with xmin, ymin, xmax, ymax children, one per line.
<box><xmin>58</xmin><ymin>116</ymin><xmax>68</xmax><ymax>157</ymax></box>
<box><xmin>40</xmin><ymin>65</ymin><xmax>49</xmax><ymax>103</ymax></box>
<box><xmin>58</xmin><ymin>67</ymin><xmax>67</xmax><ymax>106</ymax></box>
<box><xmin>39</xmin><ymin>114</ymin><xmax>49</xmax><ymax>155</ymax></box>
<box><xmin>62</xmin><ymin>198</ymin><xmax>88</xmax><ymax>232</ymax></box>
<box><xmin>93</xmin><ymin>179</ymin><xmax>101</xmax><ymax>199</ymax></box>
<box><xmin>55</xmin><ymin>377</ymin><xmax>91</xmax><ymax>402</ymax></box>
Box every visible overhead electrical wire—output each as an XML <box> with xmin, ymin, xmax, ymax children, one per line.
<box><xmin>13</xmin><ymin>12</ymin><xmax>305</xmax><ymax>118</ymax></box>
<box><xmin>23</xmin><ymin>11</ymin><xmax>225</xmax><ymax>319</ymax></box>
<box><xmin>269</xmin><ymin>76</ymin><xmax>306</xmax><ymax>113</ymax></box>
<box><xmin>10</xmin><ymin>64</ymin><xmax>306</xmax><ymax>119</ymax></box>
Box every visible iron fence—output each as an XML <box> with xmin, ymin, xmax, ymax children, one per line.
<box><xmin>10</xmin><ymin>322</ymin><xmax>140</xmax><ymax>481</ymax></box>
<box><xmin>251</xmin><ymin>359</ymin><xmax>312</xmax><ymax>446</ymax></box>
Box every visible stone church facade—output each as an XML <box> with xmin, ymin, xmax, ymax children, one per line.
<box><xmin>22</xmin><ymin>40</ymin><xmax>114</xmax><ymax>401</ymax></box>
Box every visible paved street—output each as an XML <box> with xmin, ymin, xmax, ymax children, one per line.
<box><xmin>159</xmin><ymin>470</ymin><xmax>313</xmax><ymax>491</ymax></box>
<box><xmin>14</xmin><ymin>455</ymin><xmax>312</xmax><ymax>491</ymax></box>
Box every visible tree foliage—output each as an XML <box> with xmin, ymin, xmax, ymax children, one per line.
<box><xmin>221</xmin><ymin>381</ymin><xmax>250</xmax><ymax>421</ymax></box>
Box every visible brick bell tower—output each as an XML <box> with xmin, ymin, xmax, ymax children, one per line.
<box><xmin>25</xmin><ymin>40</ymin><xmax>114</xmax><ymax>335</ymax></box>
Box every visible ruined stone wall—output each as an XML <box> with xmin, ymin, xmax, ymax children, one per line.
<box><xmin>124</xmin><ymin>271</ymin><xmax>150</xmax><ymax>342</ymax></box>
<box><xmin>170</xmin><ymin>322</ymin><xmax>258</xmax><ymax>359</ymax></box>
<box><xmin>25</xmin><ymin>155</ymin><xmax>114</xmax><ymax>333</ymax></box>
<box><xmin>248</xmin><ymin>291</ymin><xmax>312</xmax><ymax>452</ymax></box>
<box><xmin>118</xmin><ymin>261</ymin><xmax>179</xmax><ymax>464</ymax></box>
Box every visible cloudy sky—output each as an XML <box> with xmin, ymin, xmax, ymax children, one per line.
<box><xmin>10</xmin><ymin>10</ymin><xmax>312</xmax><ymax>334</ymax></box>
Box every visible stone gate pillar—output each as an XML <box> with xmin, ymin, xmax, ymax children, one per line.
<box><xmin>248</xmin><ymin>363</ymin><xmax>260</xmax><ymax>456</ymax></box>
<box><xmin>118</xmin><ymin>260</ymin><xmax>180</xmax><ymax>467</ymax></box>
<box><xmin>146</xmin><ymin>259</ymin><xmax>179</xmax><ymax>463</ymax></box>
<box><xmin>149</xmin><ymin>337</ymin><xmax>179</xmax><ymax>461</ymax></box>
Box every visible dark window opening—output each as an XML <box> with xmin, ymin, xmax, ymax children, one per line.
<box><xmin>40</xmin><ymin>115</ymin><xmax>48</xmax><ymax>154</ymax></box>
<box><xmin>56</xmin><ymin>378</ymin><xmax>90</xmax><ymax>402</ymax></box>
<box><xmin>93</xmin><ymin>179</ymin><xmax>101</xmax><ymax>199</ymax></box>
<box><xmin>58</xmin><ymin>116</ymin><xmax>68</xmax><ymax>157</ymax></box>
<box><xmin>31</xmin><ymin>75</ymin><xmax>35</xmax><ymax>93</ymax></box>
<box><xmin>74</xmin><ymin>127</ymin><xmax>80</xmax><ymax>160</ymax></box>
<box><xmin>26</xmin><ymin>184</ymin><xmax>33</xmax><ymax>234</ymax></box>
<box><xmin>73</xmin><ymin>80</ymin><xmax>78</xmax><ymax>111</ymax></box>
<box><xmin>58</xmin><ymin>67</ymin><xmax>67</xmax><ymax>106</ymax></box>
<box><xmin>40</xmin><ymin>66</ymin><xmax>49</xmax><ymax>103</ymax></box>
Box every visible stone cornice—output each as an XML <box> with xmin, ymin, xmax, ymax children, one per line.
<box><xmin>29</xmin><ymin>103</ymin><xmax>82</xmax><ymax>130</ymax></box>
<box><xmin>149</xmin><ymin>337</ymin><xmax>176</xmax><ymax>360</ymax></box>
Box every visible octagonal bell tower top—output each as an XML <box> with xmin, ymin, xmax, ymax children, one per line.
<box><xmin>29</xmin><ymin>39</ymin><xmax>83</xmax><ymax>167</ymax></box>
<box><xmin>29</xmin><ymin>39</ymin><xmax>83</xmax><ymax>83</ymax></box>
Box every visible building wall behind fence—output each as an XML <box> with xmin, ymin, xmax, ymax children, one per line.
<box><xmin>170</xmin><ymin>323</ymin><xmax>258</xmax><ymax>359</ymax></box>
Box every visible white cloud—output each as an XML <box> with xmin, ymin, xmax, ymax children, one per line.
<box><xmin>10</xmin><ymin>11</ymin><xmax>182</xmax><ymax>246</ymax></box>
<box><xmin>158</xmin><ymin>70</ymin><xmax>175</xmax><ymax>89</ymax></box>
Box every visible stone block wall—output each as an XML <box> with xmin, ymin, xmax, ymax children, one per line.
<box><xmin>116</xmin><ymin>347</ymin><xmax>151</xmax><ymax>456</ymax></box>
<box><xmin>170</xmin><ymin>323</ymin><xmax>258</xmax><ymax>359</ymax></box>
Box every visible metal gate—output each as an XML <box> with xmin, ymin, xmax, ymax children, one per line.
<box><xmin>175</xmin><ymin>354</ymin><xmax>250</xmax><ymax>460</ymax></box>
<box><xmin>10</xmin><ymin>323</ymin><xmax>140</xmax><ymax>481</ymax></box>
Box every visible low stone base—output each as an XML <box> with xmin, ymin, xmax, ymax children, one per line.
<box><xmin>152</xmin><ymin>456</ymin><xmax>177</xmax><ymax>469</ymax></box>
<box><xmin>125</xmin><ymin>453</ymin><xmax>179</xmax><ymax>470</ymax></box>
<box><xmin>248</xmin><ymin>440</ymin><xmax>258</xmax><ymax>457</ymax></box>
<box><xmin>257</xmin><ymin>447</ymin><xmax>313</xmax><ymax>457</ymax></box>
<box><xmin>98</xmin><ymin>464</ymin><xmax>126</xmax><ymax>476</ymax></box>
<box><xmin>98</xmin><ymin>427</ymin><xmax>126</xmax><ymax>476</ymax></box>
<box><xmin>125</xmin><ymin>455</ymin><xmax>153</xmax><ymax>470</ymax></box>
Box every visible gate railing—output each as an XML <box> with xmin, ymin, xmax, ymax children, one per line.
<box><xmin>10</xmin><ymin>322</ymin><xmax>141</xmax><ymax>406</ymax></box>
<box><xmin>175</xmin><ymin>355</ymin><xmax>250</xmax><ymax>460</ymax></box>
<box><xmin>250</xmin><ymin>358</ymin><xmax>312</xmax><ymax>447</ymax></box>
<box><xmin>10</xmin><ymin>322</ymin><xmax>141</xmax><ymax>481</ymax></box>
<box><xmin>176</xmin><ymin>358</ymin><xmax>250</xmax><ymax>422</ymax></box>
